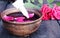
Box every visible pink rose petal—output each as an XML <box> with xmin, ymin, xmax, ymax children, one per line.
<box><xmin>3</xmin><ymin>15</ymin><xmax>14</xmax><ymax>21</ymax></box>
<box><xmin>15</xmin><ymin>17</ymin><xmax>25</xmax><ymax>22</ymax></box>
<box><xmin>29</xmin><ymin>13</ymin><xmax>34</xmax><ymax>18</ymax></box>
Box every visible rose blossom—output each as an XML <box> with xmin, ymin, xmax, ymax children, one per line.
<box><xmin>52</xmin><ymin>4</ymin><xmax>60</xmax><ymax>20</ymax></box>
<box><xmin>41</xmin><ymin>4</ymin><xmax>52</xmax><ymax>20</ymax></box>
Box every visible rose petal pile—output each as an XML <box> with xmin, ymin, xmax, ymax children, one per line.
<box><xmin>41</xmin><ymin>4</ymin><xmax>60</xmax><ymax>20</ymax></box>
<box><xmin>3</xmin><ymin>13</ymin><xmax>34</xmax><ymax>22</ymax></box>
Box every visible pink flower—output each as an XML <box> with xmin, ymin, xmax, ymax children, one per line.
<box><xmin>15</xmin><ymin>17</ymin><xmax>25</xmax><ymax>22</ymax></box>
<box><xmin>3</xmin><ymin>15</ymin><xmax>14</xmax><ymax>21</ymax></box>
<box><xmin>52</xmin><ymin>4</ymin><xmax>60</xmax><ymax>20</ymax></box>
<box><xmin>41</xmin><ymin>4</ymin><xmax>52</xmax><ymax>20</ymax></box>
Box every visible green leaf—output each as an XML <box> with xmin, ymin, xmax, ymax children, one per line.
<box><xmin>24</xmin><ymin>3</ymin><xmax>40</xmax><ymax>9</ymax></box>
<box><xmin>38</xmin><ymin>0</ymin><xmax>43</xmax><ymax>4</ymax></box>
<box><xmin>47</xmin><ymin>0</ymin><xmax>54</xmax><ymax>3</ymax></box>
<box><xmin>31</xmin><ymin>0</ymin><xmax>35</xmax><ymax>2</ymax></box>
<box><xmin>27</xmin><ymin>0</ymin><xmax>31</xmax><ymax>3</ymax></box>
<box><xmin>48</xmin><ymin>4</ymin><xmax>53</xmax><ymax>8</ymax></box>
<box><xmin>56</xmin><ymin>2</ymin><xmax>60</xmax><ymax>6</ymax></box>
